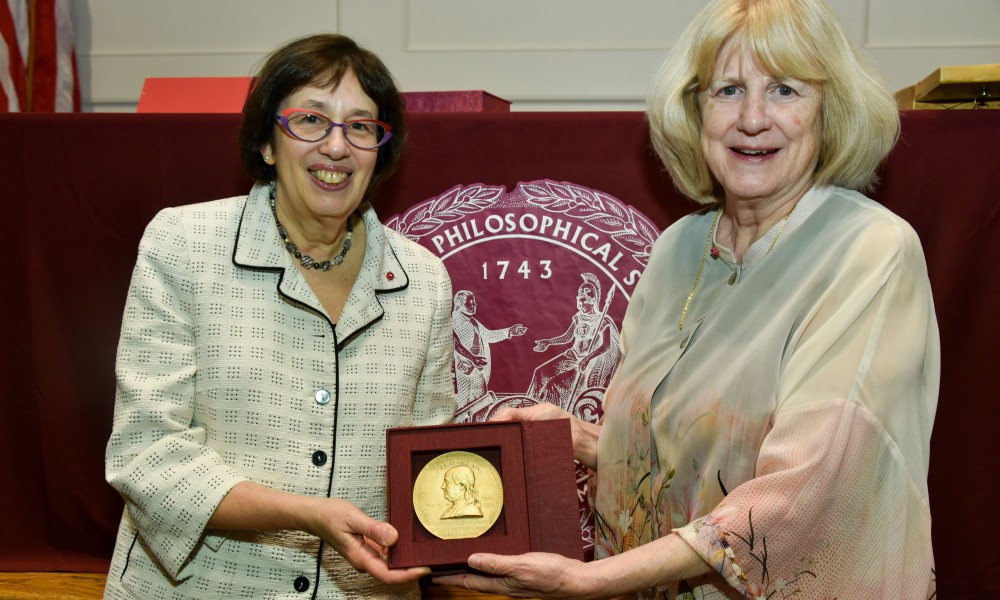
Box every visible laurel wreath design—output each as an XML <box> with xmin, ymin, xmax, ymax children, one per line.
<box><xmin>520</xmin><ymin>181</ymin><xmax>659</xmax><ymax>266</ymax></box>
<box><xmin>385</xmin><ymin>180</ymin><xmax>659</xmax><ymax>266</ymax></box>
<box><xmin>384</xmin><ymin>183</ymin><xmax>505</xmax><ymax>238</ymax></box>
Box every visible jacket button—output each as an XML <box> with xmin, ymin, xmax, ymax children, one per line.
<box><xmin>312</xmin><ymin>450</ymin><xmax>327</xmax><ymax>466</ymax></box>
<box><xmin>314</xmin><ymin>389</ymin><xmax>331</xmax><ymax>405</ymax></box>
<box><xmin>294</xmin><ymin>575</ymin><xmax>310</xmax><ymax>592</ymax></box>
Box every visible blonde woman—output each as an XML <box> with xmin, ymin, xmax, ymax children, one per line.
<box><xmin>438</xmin><ymin>0</ymin><xmax>937</xmax><ymax>597</ymax></box>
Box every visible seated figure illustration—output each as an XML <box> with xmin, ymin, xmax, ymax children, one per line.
<box><xmin>440</xmin><ymin>465</ymin><xmax>484</xmax><ymax>519</ymax></box>
<box><xmin>452</xmin><ymin>290</ymin><xmax>526</xmax><ymax>408</ymax></box>
<box><xmin>527</xmin><ymin>273</ymin><xmax>621</xmax><ymax>411</ymax></box>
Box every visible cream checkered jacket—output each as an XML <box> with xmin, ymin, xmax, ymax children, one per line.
<box><xmin>105</xmin><ymin>183</ymin><xmax>456</xmax><ymax>599</ymax></box>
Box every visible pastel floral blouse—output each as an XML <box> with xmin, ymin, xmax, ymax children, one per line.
<box><xmin>592</xmin><ymin>186</ymin><xmax>939</xmax><ymax>599</ymax></box>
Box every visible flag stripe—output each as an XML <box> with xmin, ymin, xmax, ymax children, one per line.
<box><xmin>0</xmin><ymin>30</ymin><xmax>19</xmax><ymax>110</ymax></box>
<box><xmin>53</xmin><ymin>0</ymin><xmax>76</xmax><ymax>111</ymax></box>
<box><xmin>30</xmin><ymin>0</ymin><xmax>59</xmax><ymax>111</ymax></box>
<box><xmin>0</xmin><ymin>0</ymin><xmax>28</xmax><ymax>111</ymax></box>
<box><xmin>1</xmin><ymin>0</ymin><xmax>78</xmax><ymax>112</ymax></box>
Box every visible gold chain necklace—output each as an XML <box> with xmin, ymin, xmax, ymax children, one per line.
<box><xmin>678</xmin><ymin>204</ymin><xmax>794</xmax><ymax>331</ymax></box>
<box><xmin>765</xmin><ymin>205</ymin><xmax>794</xmax><ymax>255</ymax></box>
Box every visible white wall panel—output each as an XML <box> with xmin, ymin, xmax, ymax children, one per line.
<box><xmin>339</xmin><ymin>0</ymin><xmax>691</xmax><ymax>111</ymax></box>
<box><xmin>867</xmin><ymin>0</ymin><xmax>1000</xmax><ymax>47</ymax></box>
<box><xmin>402</xmin><ymin>0</ymin><xmax>699</xmax><ymax>50</ymax></box>
<box><xmin>72</xmin><ymin>0</ymin><xmax>1000</xmax><ymax>113</ymax></box>
<box><xmin>76</xmin><ymin>0</ymin><xmax>339</xmax><ymax>110</ymax></box>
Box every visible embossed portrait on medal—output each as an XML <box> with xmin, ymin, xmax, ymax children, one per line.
<box><xmin>440</xmin><ymin>465</ymin><xmax>484</xmax><ymax>519</ymax></box>
<box><xmin>413</xmin><ymin>450</ymin><xmax>503</xmax><ymax>539</ymax></box>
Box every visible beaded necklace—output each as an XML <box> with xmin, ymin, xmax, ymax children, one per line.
<box><xmin>270</xmin><ymin>188</ymin><xmax>354</xmax><ymax>271</ymax></box>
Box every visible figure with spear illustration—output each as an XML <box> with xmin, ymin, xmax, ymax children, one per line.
<box><xmin>526</xmin><ymin>273</ymin><xmax>621</xmax><ymax>412</ymax></box>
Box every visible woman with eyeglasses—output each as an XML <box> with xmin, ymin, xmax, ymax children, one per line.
<box><xmin>103</xmin><ymin>34</ymin><xmax>455</xmax><ymax>599</ymax></box>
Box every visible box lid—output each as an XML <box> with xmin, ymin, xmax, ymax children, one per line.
<box><xmin>911</xmin><ymin>64</ymin><xmax>1000</xmax><ymax>103</ymax></box>
<box><xmin>137</xmin><ymin>77</ymin><xmax>252</xmax><ymax>113</ymax></box>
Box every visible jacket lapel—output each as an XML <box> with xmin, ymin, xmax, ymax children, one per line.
<box><xmin>233</xmin><ymin>183</ymin><xmax>326</xmax><ymax>314</ymax></box>
<box><xmin>232</xmin><ymin>184</ymin><xmax>410</xmax><ymax>346</ymax></box>
<box><xmin>335</xmin><ymin>204</ymin><xmax>409</xmax><ymax>348</ymax></box>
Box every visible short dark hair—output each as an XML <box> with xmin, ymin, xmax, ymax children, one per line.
<box><xmin>239</xmin><ymin>34</ymin><xmax>408</xmax><ymax>200</ymax></box>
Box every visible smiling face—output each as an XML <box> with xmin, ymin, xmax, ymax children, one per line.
<box><xmin>699</xmin><ymin>40</ymin><xmax>823</xmax><ymax>207</ymax></box>
<box><xmin>262</xmin><ymin>70</ymin><xmax>379</xmax><ymax>223</ymax></box>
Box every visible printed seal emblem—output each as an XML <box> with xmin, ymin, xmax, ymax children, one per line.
<box><xmin>412</xmin><ymin>450</ymin><xmax>504</xmax><ymax>540</ymax></box>
<box><xmin>387</xmin><ymin>179</ymin><xmax>661</xmax><ymax>551</ymax></box>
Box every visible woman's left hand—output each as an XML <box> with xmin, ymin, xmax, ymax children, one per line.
<box><xmin>309</xmin><ymin>497</ymin><xmax>430</xmax><ymax>585</ymax></box>
<box><xmin>434</xmin><ymin>552</ymin><xmax>603</xmax><ymax>599</ymax></box>
<box><xmin>209</xmin><ymin>482</ymin><xmax>429</xmax><ymax>585</ymax></box>
<box><xmin>491</xmin><ymin>403</ymin><xmax>600</xmax><ymax>470</ymax></box>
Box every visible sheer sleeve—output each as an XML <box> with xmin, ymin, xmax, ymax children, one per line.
<box><xmin>675</xmin><ymin>216</ymin><xmax>939</xmax><ymax>599</ymax></box>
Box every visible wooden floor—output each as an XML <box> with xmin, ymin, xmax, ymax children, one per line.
<box><xmin>0</xmin><ymin>573</ymin><xmax>109</xmax><ymax>600</ymax></box>
<box><xmin>0</xmin><ymin>573</ymin><xmax>507</xmax><ymax>599</ymax></box>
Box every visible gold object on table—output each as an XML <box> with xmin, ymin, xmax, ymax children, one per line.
<box><xmin>412</xmin><ymin>450</ymin><xmax>504</xmax><ymax>539</ymax></box>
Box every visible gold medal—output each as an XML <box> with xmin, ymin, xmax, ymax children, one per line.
<box><xmin>412</xmin><ymin>450</ymin><xmax>504</xmax><ymax>539</ymax></box>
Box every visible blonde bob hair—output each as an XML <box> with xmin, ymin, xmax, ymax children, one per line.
<box><xmin>647</xmin><ymin>0</ymin><xmax>899</xmax><ymax>204</ymax></box>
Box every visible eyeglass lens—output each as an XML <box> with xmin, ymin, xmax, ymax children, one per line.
<box><xmin>284</xmin><ymin>111</ymin><xmax>387</xmax><ymax>148</ymax></box>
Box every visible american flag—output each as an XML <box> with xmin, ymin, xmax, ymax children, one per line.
<box><xmin>0</xmin><ymin>0</ymin><xmax>80</xmax><ymax>112</ymax></box>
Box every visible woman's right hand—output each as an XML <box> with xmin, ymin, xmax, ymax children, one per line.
<box><xmin>491</xmin><ymin>403</ymin><xmax>600</xmax><ymax>470</ymax></box>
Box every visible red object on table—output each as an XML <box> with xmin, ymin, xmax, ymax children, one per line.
<box><xmin>137</xmin><ymin>77</ymin><xmax>253</xmax><ymax>113</ymax></box>
<box><xmin>136</xmin><ymin>77</ymin><xmax>509</xmax><ymax>113</ymax></box>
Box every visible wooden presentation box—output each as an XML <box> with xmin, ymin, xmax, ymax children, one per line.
<box><xmin>895</xmin><ymin>64</ymin><xmax>1000</xmax><ymax>110</ymax></box>
<box><xmin>386</xmin><ymin>420</ymin><xmax>584</xmax><ymax>573</ymax></box>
